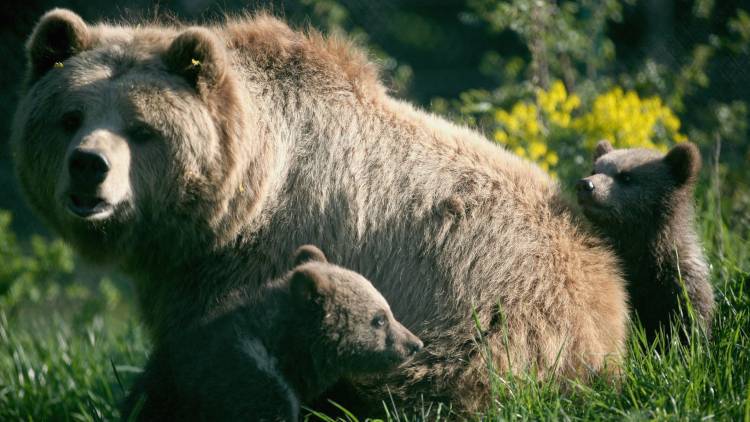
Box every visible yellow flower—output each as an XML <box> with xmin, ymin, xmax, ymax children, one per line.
<box><xmin>563</xmin><ymin>94</ymin><xmax>581</xmax><ymax>111</ymax></box>
<box><xmin>536</xmin><ymin>80</ymin><xmax>580</xmax><ymax>126</ymax></box>
<box><xmin>529</xmin><ymin>141</ymin><xmax>547</xmax><ymax>159</ymax></box>
<box><xmin>525</xmin><ymin>119</ymin><xmax>540</xmax><ymax>136</ymax></box>
<box><xmin>490</xmin><ymin>83</ymin><xmax>683</xmax><ymax>178</ymax></box>
<box><xmin>546</xmin><ymin>151</ymin><xmax>559</xmax><ymax>166</ymax></box>
<box><xmin>573</xmin><ymin>87</ymin><xmax>685</xmax><ymax>152</ymax></box>
<box><xmin>494</xmin><ymin>109</ymin><xmax>510</xmax><ymax>123</ymax></box>
<box><xmin>662</xmin><ymin>113</ymin><xmax>681</xmax><ymax>132</ymax></box>
<box><xmin>494</xmin><ymin>130</ymin><xmax>509</xmax><ymax>143</ymax></box>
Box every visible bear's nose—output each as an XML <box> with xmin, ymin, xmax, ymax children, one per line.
<box><xmin>69</xmin><ymin>149</ymin><xmax>110</xmax><ymax>186</ymax></box>
<box><xmin>407</xmin><ymin>339</ymin><xmax>424</xmax><ymax>356</ymax></box>
<box><xmin>576</xmin><ymin>179</ymin><xmax>595</xmax><ymax>193</ymax></box>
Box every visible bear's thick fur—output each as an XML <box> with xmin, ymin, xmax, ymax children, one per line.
<box><xmin>12</xmin><ymin>9</ymin><xmax>629</xmax><ymax>413</ymax></box>
<box><xmin>577</xmin><ymin>141</ymin><xmax>714</xmax><ymax>342</ymax></box>
<box><xmin>122</xmin><ymin>245</ymin><xmax>422</xmax><ymax>421</ymax></box>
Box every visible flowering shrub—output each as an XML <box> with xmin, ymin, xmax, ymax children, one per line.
<box><xmin>491</xmin><ymin>81</ymin><xmax>686</xmax><ymax>177</ymax></box>
<box><xmin>575</xmin><ymin>87</ymin><xmax>686</xmax><ymax>151</ymax></box>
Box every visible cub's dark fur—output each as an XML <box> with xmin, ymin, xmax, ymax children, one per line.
<box><xmin>122</xmin><ymin>245</ymin><xmax>422</xmax><ymax>421</ymax></box>
<box><xmin>576</xmin><ymin>141</ymin><xmax>715</xmax><ymax>342</ymax></box>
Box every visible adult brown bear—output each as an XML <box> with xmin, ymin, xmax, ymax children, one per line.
<box><xmin>12</xmin><ymin>9</ymin><xmax>628</xmax><ymax>414</ymax></box>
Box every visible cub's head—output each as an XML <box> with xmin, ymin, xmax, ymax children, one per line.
<box><xmin>576</xmin><ymin>140</ymin><xmax>701</xmax><ymax>228</ymax></box>
<box><xmin>11</xmin><ymin>9</ymin><xmax>247</xmax><ymax>263</ymax></box>
<box><xmin>288</xmin><ymin>245</ymin><xmax>423</xmax><ymax>375</ymax></box>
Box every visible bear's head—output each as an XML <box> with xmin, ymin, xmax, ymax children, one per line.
<box><xmin>575</xmin><ymin>140</ymin><xmax>701</xmax><ymax>228</ymax></box>
<box><xmin>288</xmin><ymin>245</ymin><xmax>423</xmax><ymax>375</ymax></box>
<box><xmin>11</xmin><ymin>9</ymin><xmax>252</xmax><ymax>264</ymax></box>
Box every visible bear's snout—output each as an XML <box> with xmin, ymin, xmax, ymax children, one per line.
<box><xmin>59</xmin><ymin>127</ymin><xmax>134</xmax><ymax>221</ymax></box>
<box><xmin>576</xmin><ymin>178</ymin><xmax>595</xmax><ymax>194</ymax></box>
<box><xmin>69</xmin><ymin>148</ymin><xmax>110</xmax><ymax>188</ymax></box>
<box><xmin>406</xmin><ymin>337</ymin><xmax>423</xmax><ymax>356</ymax></box>
<box><xmin>391</xmin><ymin>321</ymin><xmax>423</xmax><ymax>360</ymax></box>
<box><xmin>576</xmin><ymin>178</ymin><xmax>595</xmax><ymax>204</ymax></box>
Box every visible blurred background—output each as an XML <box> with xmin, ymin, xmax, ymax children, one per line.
<box><xmin>1</xmin><ymin>0</ymin><xmax>749</xmax><ymax>360</ymax></box>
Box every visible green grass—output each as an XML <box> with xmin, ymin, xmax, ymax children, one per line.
<box><xmin>0</xmin><ymin>197</ymin><xmax>748</xmax><ymax>421</ymax></box>
<box><xmin>0</xmin><ymin>313</ymin><xmax>149</xmax><ymax>421</ymax></box>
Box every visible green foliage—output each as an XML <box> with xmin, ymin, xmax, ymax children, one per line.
<box><xmin>0</xmin><ymin>210</ymin><xmax>122</xmax><ymax>320</ymax></box>
<box><xmin>0</xmin><ymin>313</ymin><xmax>148</xmax><ymax>421</ymax></box>
<box><xmin>0</xmin><ymin>211</ymin><xmax>74</xmax><ymax>309</ymax></box>
<box><xmin>436</xmin><ymin>0</ymin><xmax>749</xmax><ymax>189</ymax></box>
<box><xmin>489</xmin><ymin>81</ymin><xmax>685</xmax><ymax>178</ymax></box>
<box><xmin>467</xmin><ymin>0</ymin><xmax>630</xmax><ymax>88</ymax></box>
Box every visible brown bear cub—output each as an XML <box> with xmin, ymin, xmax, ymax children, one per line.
<box><xmin>576</xmin><ymin>140</ymin><xmax>715</xmax><ymax>342</ymax></box>
<box><xmin>122</xmin><ymin>245</ymin><xmax>422</xmax><ymax>421</ymax></box>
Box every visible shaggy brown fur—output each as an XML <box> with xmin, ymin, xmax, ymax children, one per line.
<box><xmin>122</xmin><ymin>245</ymin><xmax>422</xmax><ymax>421</ymax></box>
<box><xmin>577</xmin><ymin>141</ymin><xmax>714</xmax><ymax>342</ymax></box>
<box><xmin>12</xmin><ymin>9</ymin><xmax>629</xmax><ymax>415</ymax></box>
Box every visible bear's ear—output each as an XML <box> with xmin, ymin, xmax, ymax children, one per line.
<box><xmin>293</xmin><ymin>245</ymin><xmax>328</xmax><ymax>266</ymax></box>
<box><xmin>664</xmin><ymin>142</ymin><xmax>701</xmax><ymax>186</ymax></box>
<box><xmin>26</xmin><ymin>9</ymin><xmax>91</xmax><ymax>83</ymax></box>
<box><xmin>290</xmin><ymin>268</ymin><xmax>333</xmax><ymax>303</ymax></box>
<box><xmin>163</xmin><ymin>27</ymin><xmax>229</xmax><ymax>95</ymax></box>
<box><xmin>594</xmin><ymin>140</ymin><xmax>614</xmax><ymax>161</ymax></box>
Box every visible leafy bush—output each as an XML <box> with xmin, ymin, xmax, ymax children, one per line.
<box><xmin>491</xmin><ymin>81</ymin><xmax>686</xmax><ymax>178</ymax></box>
<box><xmin>433</xmin><ymin>0</ymin><xmax>748</xmax><ymax>188</ymax></box>
<box><xmin>0</xmin><ymin>210</ymin><xmax>121</xmax><ymax>320</ymax></box>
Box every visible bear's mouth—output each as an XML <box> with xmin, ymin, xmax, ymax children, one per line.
<box><xmin>67</xmin><ymin>193</ymin><xmax>113</xmax><ymax>219</ymax></box>
<box><xmin>577</xmin><ymin>194</ymin><xmax>605</xmax><ymax>210</ymax></box>
<box><xmin>578</xmin><ymin>201</ymin><xmax>613</xmax><ymax>223</ymax></box>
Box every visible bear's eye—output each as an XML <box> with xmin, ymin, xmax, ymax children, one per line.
<box><xmin>60</xmin><ymin>111</ymin><xmax>83</xmax><ymax>134</ymax></box>
<box><xmin>371</xmin><ymin>313</ymin><xmax>387</xmax><ymax>328</ymax></box>
<box><xmin>126</xmin><ymin>124</ymin><xmax>159</xmax><ymax>144</ymax></box>
<box><xmin>617</xmin><ymin>172</ymin><xmax>632</xmax><ymax>183</ymax></box>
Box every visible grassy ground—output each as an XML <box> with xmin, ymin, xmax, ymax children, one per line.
<box><xmin>0</xmin><ymin>193</ymin><xmax>748</xmax><ymax>421</ymax></box>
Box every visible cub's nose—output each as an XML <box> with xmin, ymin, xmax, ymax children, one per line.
<box><xmin>69</xmin><ymin>149</ymin><xmax>110</xmax><ymax>186</ymax></box>
<box><xmin>407</xmin><ymin>338</ymin><xmax>424</xmax><ymax>356</ymax></box>
<box><xmin>576</xmin><ymin>179</ymin><xmax>594</xmax><ymax>193</ymax></box>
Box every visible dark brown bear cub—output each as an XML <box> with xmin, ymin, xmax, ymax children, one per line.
<box><xmin>122</xmin><ymin>245</ymin><xmax>422</xmax><ymax>421</ymax></box>
<box><xmin>576</xmin><ymin>140</ymin><xmax>715</xmax><ymax>343</ymax></box>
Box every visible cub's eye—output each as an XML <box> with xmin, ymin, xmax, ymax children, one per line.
<box><xmin>617</xmin><ymin>172</ymin><xmax>632</xmax><ymax>183</ymax></box>
<box><xmin>60</xmin><ymin>111</ymin><xmax>83</xmax><ymax>134</ymax></box>
<box><xmin>126</xmin><ymin>124</ymin><xmax>159</xmax><ymax>144</ymax></box>
<box><xmin>371</xmin><ymin>313</ymin><xmax>387</xmax><ymax>328</ymax></box>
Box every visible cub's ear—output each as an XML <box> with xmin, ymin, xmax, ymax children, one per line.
<box><xmin>163</xmin><ymin>27</ymin><xmax>229</xmax><ymax>95</ymax></box>
<box><xmin>26</xmin><ymin>9</ymin><xmax>91</xmax><ymax>83</ymax></box>
<box><xmin>665</xmin><ymin>142</ymin><xmax>701</xmax><ymax>186</ymax></box>
<box><xmin>290</xmin><ymin>268</ymin><xmax>333</xmax><ymax>303</ymax></box>
<box><xmin>293</xmin><ymin>245</ymin><xmax>328</xmax><ymax>266</ymax></box>
<box><xmin>594</xmin><ymin>140</ymin><xmax>614</xmax><ymax>161</ymax></box>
